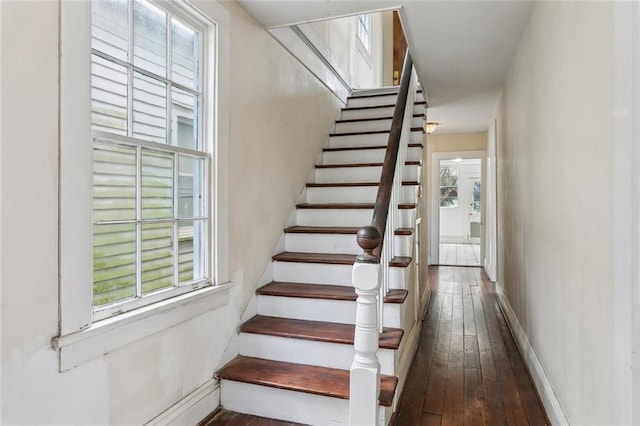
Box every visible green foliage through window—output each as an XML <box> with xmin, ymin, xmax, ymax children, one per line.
<box><xmin>440</xmin><ymin>166</ymin><xmax>458</xmax><ymax>208</ymax></box>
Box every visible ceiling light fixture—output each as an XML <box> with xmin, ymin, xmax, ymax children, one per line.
<box><xmin>452</xmin><ymin>158</ymin><xmax>463</xmax><ymax>164</ymax></box>
<box><xmin>425</xmin><ymin>122</ymin><xmax>439</xmax><ymax>134</ymax></box>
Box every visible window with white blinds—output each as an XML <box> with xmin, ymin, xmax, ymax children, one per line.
<box><xmin>90</xmin><ymin>0</ymin><xmax>211</xmax><ymax>318</ymax></box>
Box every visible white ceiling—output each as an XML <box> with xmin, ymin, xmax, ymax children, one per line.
<box><xmin>236</xmin><ymin>0</ymin><xmax>533</xmax><ymax>134</ymax></box>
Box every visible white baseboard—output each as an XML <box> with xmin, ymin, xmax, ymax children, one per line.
<box><xmin>146</xmin><ymin>378</ymin><xmax>220</xmax><ymax>425</ymax></box>
<box><xmin>496</xmin><ymin>289</ymin><xmax>569</xmax><ymax>425</ymax></box>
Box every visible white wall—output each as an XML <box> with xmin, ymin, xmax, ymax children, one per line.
<box><xmin>302</xmin><ymin>12</ymin><xmax>385</xmax><ymax>89</ymax></box>
<box><xmin>494</xmin><ymin>1</ymin><xmax>615</xmax><ymax>422</ymax></box>
<box><xmin>0</xmin><ymin>1</ymin><xmax>341</xmax><ymax>423</ymax></box>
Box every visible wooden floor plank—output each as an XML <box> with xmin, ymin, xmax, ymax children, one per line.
<box><xmin>470</xmin><ymin>287</ymin><xmax>498</xmax><ymax>383</ymax></box>
<box><xmin>393</xmin><ymin>266</ymin><xmax>548</xmax><ymax>425</ymax></box>
<box><xmin>441</xmin><ymin>282</ymin><xmax>464</xmax><ymax>426</ymax></box>
<box><xmin>422</xmin><ymin>291</ymin><xmax>453</xmax><ymax>415</ymax></box>
<box><xmin>463</xmin><ymin>367</ymin><xmax>485</xmax><ymax>425</ymax></box>
<box><xmin>475</xmin><ymin>287</ymin><xmax>529</xmax><ymax>425</ymax></box>
<box><xmin>490</xmin><ymin>293</ymin><xmax>549</xmax><ymax>425</ymax></box>
<box><xmin>420</xmin><ymin>412</ymin><xmax>443</xmax><ymax>426</ymax></box>
<box><xmin>392</xmin><ymin>292</ymin><xmax>443</xmax><ymax>425</ymax></box>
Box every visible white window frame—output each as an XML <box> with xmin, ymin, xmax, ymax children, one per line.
<box><xmin>55</xmin><ymin>0</ymin><xmax>230</xmax><ymax>372</ymax></box>
<box><xmin>357</xmin><ymin>13</ymin><xmax>371</xmax><ymax>53</ymax></box>
<box><xmin>439</xmin><ymin>165</ymin><xmax>459</xmax><ymax>208</ymax></box>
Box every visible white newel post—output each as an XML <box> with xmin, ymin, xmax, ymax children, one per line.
<box><xmin>350</xmin><ymin>226</ymin><xmax>382</xmax><ymax>426</ymax></box>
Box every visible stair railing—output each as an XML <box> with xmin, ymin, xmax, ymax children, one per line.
<box><xmin>349</xmin><ymin>51</ymin><xmax>416</xmax><ymax>425</ymax></box>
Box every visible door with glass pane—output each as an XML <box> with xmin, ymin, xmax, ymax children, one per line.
<box><xmin>467</xmin><ymin>178</ymin><xmax>481</xmax><ymax>244</ymax></box>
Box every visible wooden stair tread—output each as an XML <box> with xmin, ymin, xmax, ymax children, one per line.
<box><xmin>296</xmin><ymin>203</ymin><xmax>374</xmax><ymax>209</ymax></box>
<box><xmin>216</xmin><ymin>356</ymin><xmax>398</xmax><ymax>407</ymax></box>
<box><xmin>323</xmin><ymin>143</ymin><xmax>424</xmax><ymax>152</ymax></box>
<box><xmin>273</xmin><ymin>252</ymin><xmax>356</xmax><ymax>265</ymax></box>
<box><xmin>341</xmin><ymin>100</ymin><xmax>426</xmax><ymax>111</ymax></box>
<box><xmin>257</xmin><ymin>281</ymin><xmax>408</xmax><ymax>304</ymax></box>
<box><xmin>296</xmin><ymin>202</ymin><xmax>416</xmax><ymax>209</ymax></box>
<box><xmin>240</xmin><ymin>315</ymin><xmax>404</xmax><ymax>349</ymax></box>
<box><xmin>335</xmin><ymin>113</ymin><xmax>425</xmax><ymax>124</ymax></box>
<box><xmin>315</xmin><ymin>160</ymin><xmax>420</xmax><ymax>168</ymax></box>
<box><xmin>399</xmin><ymin>203</ymin><xmax>416</xmax><ymax>209</ymax></box>
<box><xmin>389</xmin><ymin>256</ymin><xmax>412</xmax><ymax>267</ymax></box>
<box><xmin>200</xmin><ymin>408</ymin><xmax>304</xmax><ymax>426</ymax></box>
<box><xmin>306</xmin><ymin>181</ymin><xmax>418</xmax><ymax>188</ymax></box>
<box><xmin>395</xmin><ymin>227</ymin><xmax>414</xmax><ymax>236</ymax></box>
<box><xmin>284</xmin><ymin>226</ymin><xmax>413</xmax><ymax>236</ymax></box>
<box><xmin>285</xmin><ymin>226</ymin><xmax>360</xmax><ymax>234</ymax></box>
<box><xmin>347</xmin><ymin>89</ymin><xmax>422</xmax><ymax>99</ymax></box>
<box><xmin>329</xmin><ymin>127</ymin><xmax>423</xmax><ymax>137</ymax></box>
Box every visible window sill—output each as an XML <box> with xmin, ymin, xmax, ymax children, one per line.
<box><xmin>52</xmin><ymin>283</ymin><xmax>231</xmax><ymax>372</ymax></box>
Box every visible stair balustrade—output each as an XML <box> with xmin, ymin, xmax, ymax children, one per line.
<box><xmin>350</xmin><ymin>52</ymin><xmax>417</xmax><ymax>425</ymax></box>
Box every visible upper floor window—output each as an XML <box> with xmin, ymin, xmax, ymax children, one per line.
<box><xmin>439</xmin><ymin>166</ymin><xmax>458</xmax><ymax>208</ymax></box>
<box><xmin>357</xmin><ymin>13</ymin><xmax>371</xmax><ymax>53</ymax></box>
<box><xmin>91</xmin><ymin>0</ymin><xmax>211</xmax><ymax>318</ymax></box>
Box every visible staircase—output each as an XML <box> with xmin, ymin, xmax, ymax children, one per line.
<box><xmin>213</xmin><ymin>86</ymin><xmax>426</xmax><ymax>425</ymax></box>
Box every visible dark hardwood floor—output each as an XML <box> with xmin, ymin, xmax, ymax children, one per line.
<box><xmin>392</xmin><ymin>266</ymin><xmax>548</xmax><ymax>425</ymax></box>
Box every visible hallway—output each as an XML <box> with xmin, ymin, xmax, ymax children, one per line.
<box><xmin>392</xmin><ymin>266</ymin><xmax>548</xmax><ymax>425</ymax></box>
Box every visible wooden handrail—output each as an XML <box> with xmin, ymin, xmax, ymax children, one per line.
<box><xmin>358</xmin><ymin>51</ymin><xmax>413</xmax><ymax>259</ymax></box>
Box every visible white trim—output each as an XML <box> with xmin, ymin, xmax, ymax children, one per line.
<box><xmin>145</xmin><ymin>378</ymin><xmax>220</xmax><ymax>425</ymax></box>
<box><xmin>495</xmin><ymin>283</ymin><xmax>569</xmax><ymax>426</ymax></box>
<box><xmin>613</xmin><ymin>1</ymin><xmax>638</xmax><ymax>422</ymax></box>
<box><xmin>53</xmin><ymin>284</ymin><xmax>230</xmax><ymax>371</ymax></box>
<box><xmin>59</xmin><ymin>0</ymin><xmax>93</xmax><ymax>335</ymax></box>
<box><xmin>429</xmin><ymin>150</ymin><xmax>486</xmax><ymax>265</ymax></box>
<box><xmin>268</xmin><ymin>26</ymin><xmax>351</xmax><ymax>104</ymax></box>
<box><xmin>57</xmin><ymin>0</ymin><xmax>231</xmax><ymax>369</ymax></box>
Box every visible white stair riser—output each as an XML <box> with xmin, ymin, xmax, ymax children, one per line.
<box><xmin>285</xmin><ymin>233</ymin><xmax>413</xmax><ymax>257</ymax></box>
<box><xmin>328</xmin><ymin>131</ymin><xmax>423</xmax><ymax>148</ymax></box>
<box><xmin>220</xmin><ymin>380</ymin><xmax>349</xmax><ymax>425</ymax></box>
<box><xmin>334</xmin><ymin>117</ymin><xmax>423</xmax><ymax>134</ymax></box>
<box><xmin>238</xmin><ymin>333</ymin><xmax>397</xmax><ymax>375</ymax></box>
<box><xmin>305</xmin><ymin>186</ymin><xmax>416</xmax><ymax>204</ymax></box>
<box><xmin>323</xmin><ymin>146</ymin><xmax>422</xmax><ymax>165</ymax></box>
<box><xmin>296</xmin><ymin>208</ymin><xmax>372</xmax><ymax>227</ymax></box>
<box><xmin>220</xmin><ymin>381</ymin><xmax>392</xmax><ymax>426</ymax></box>
<box><xmin>274</xmin><ymin>262</ymin><xmax>353</xmax><ymax>286</ymax></box>
<box><xmin>345</xmin><ymin>93</ymin><xmax>425</xmax><ymax>108</ymax></box>
<box><xmin>296</xmin><ymin>208</ymin><xmax>414</xmax><ymax>228</ymax></box>
<box><xmin>340</xmin><ymin>105</ymin><xmax>424</xmax><ymax>120</ymax></box>
<box><xmin>394</xmin><ymin>235</ymin><xmax>412</xmax><ymax>258</ymax></box>
<box><xmin>314</xmin><ymin>165</ymin><xmax>419</xmax><ymax>183</ymax></box>
<box><xmin>285</xmin><ymin>233</ymin><xmax>360</xmax><ymax>254</ymax></box>
<box><xmin>346</xmin><ymin>94</ymin><xmax>398</xmax><ymax>108</ymax></box>
<box><xmin>274</xmin><ymin>261</ymin><xmax>409</xmax><ymax>289</ymax></box>
<box><xmin>257</xmin><ymin>295</ymin><xmax>403</xmax><ymax>328</ymax></box>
